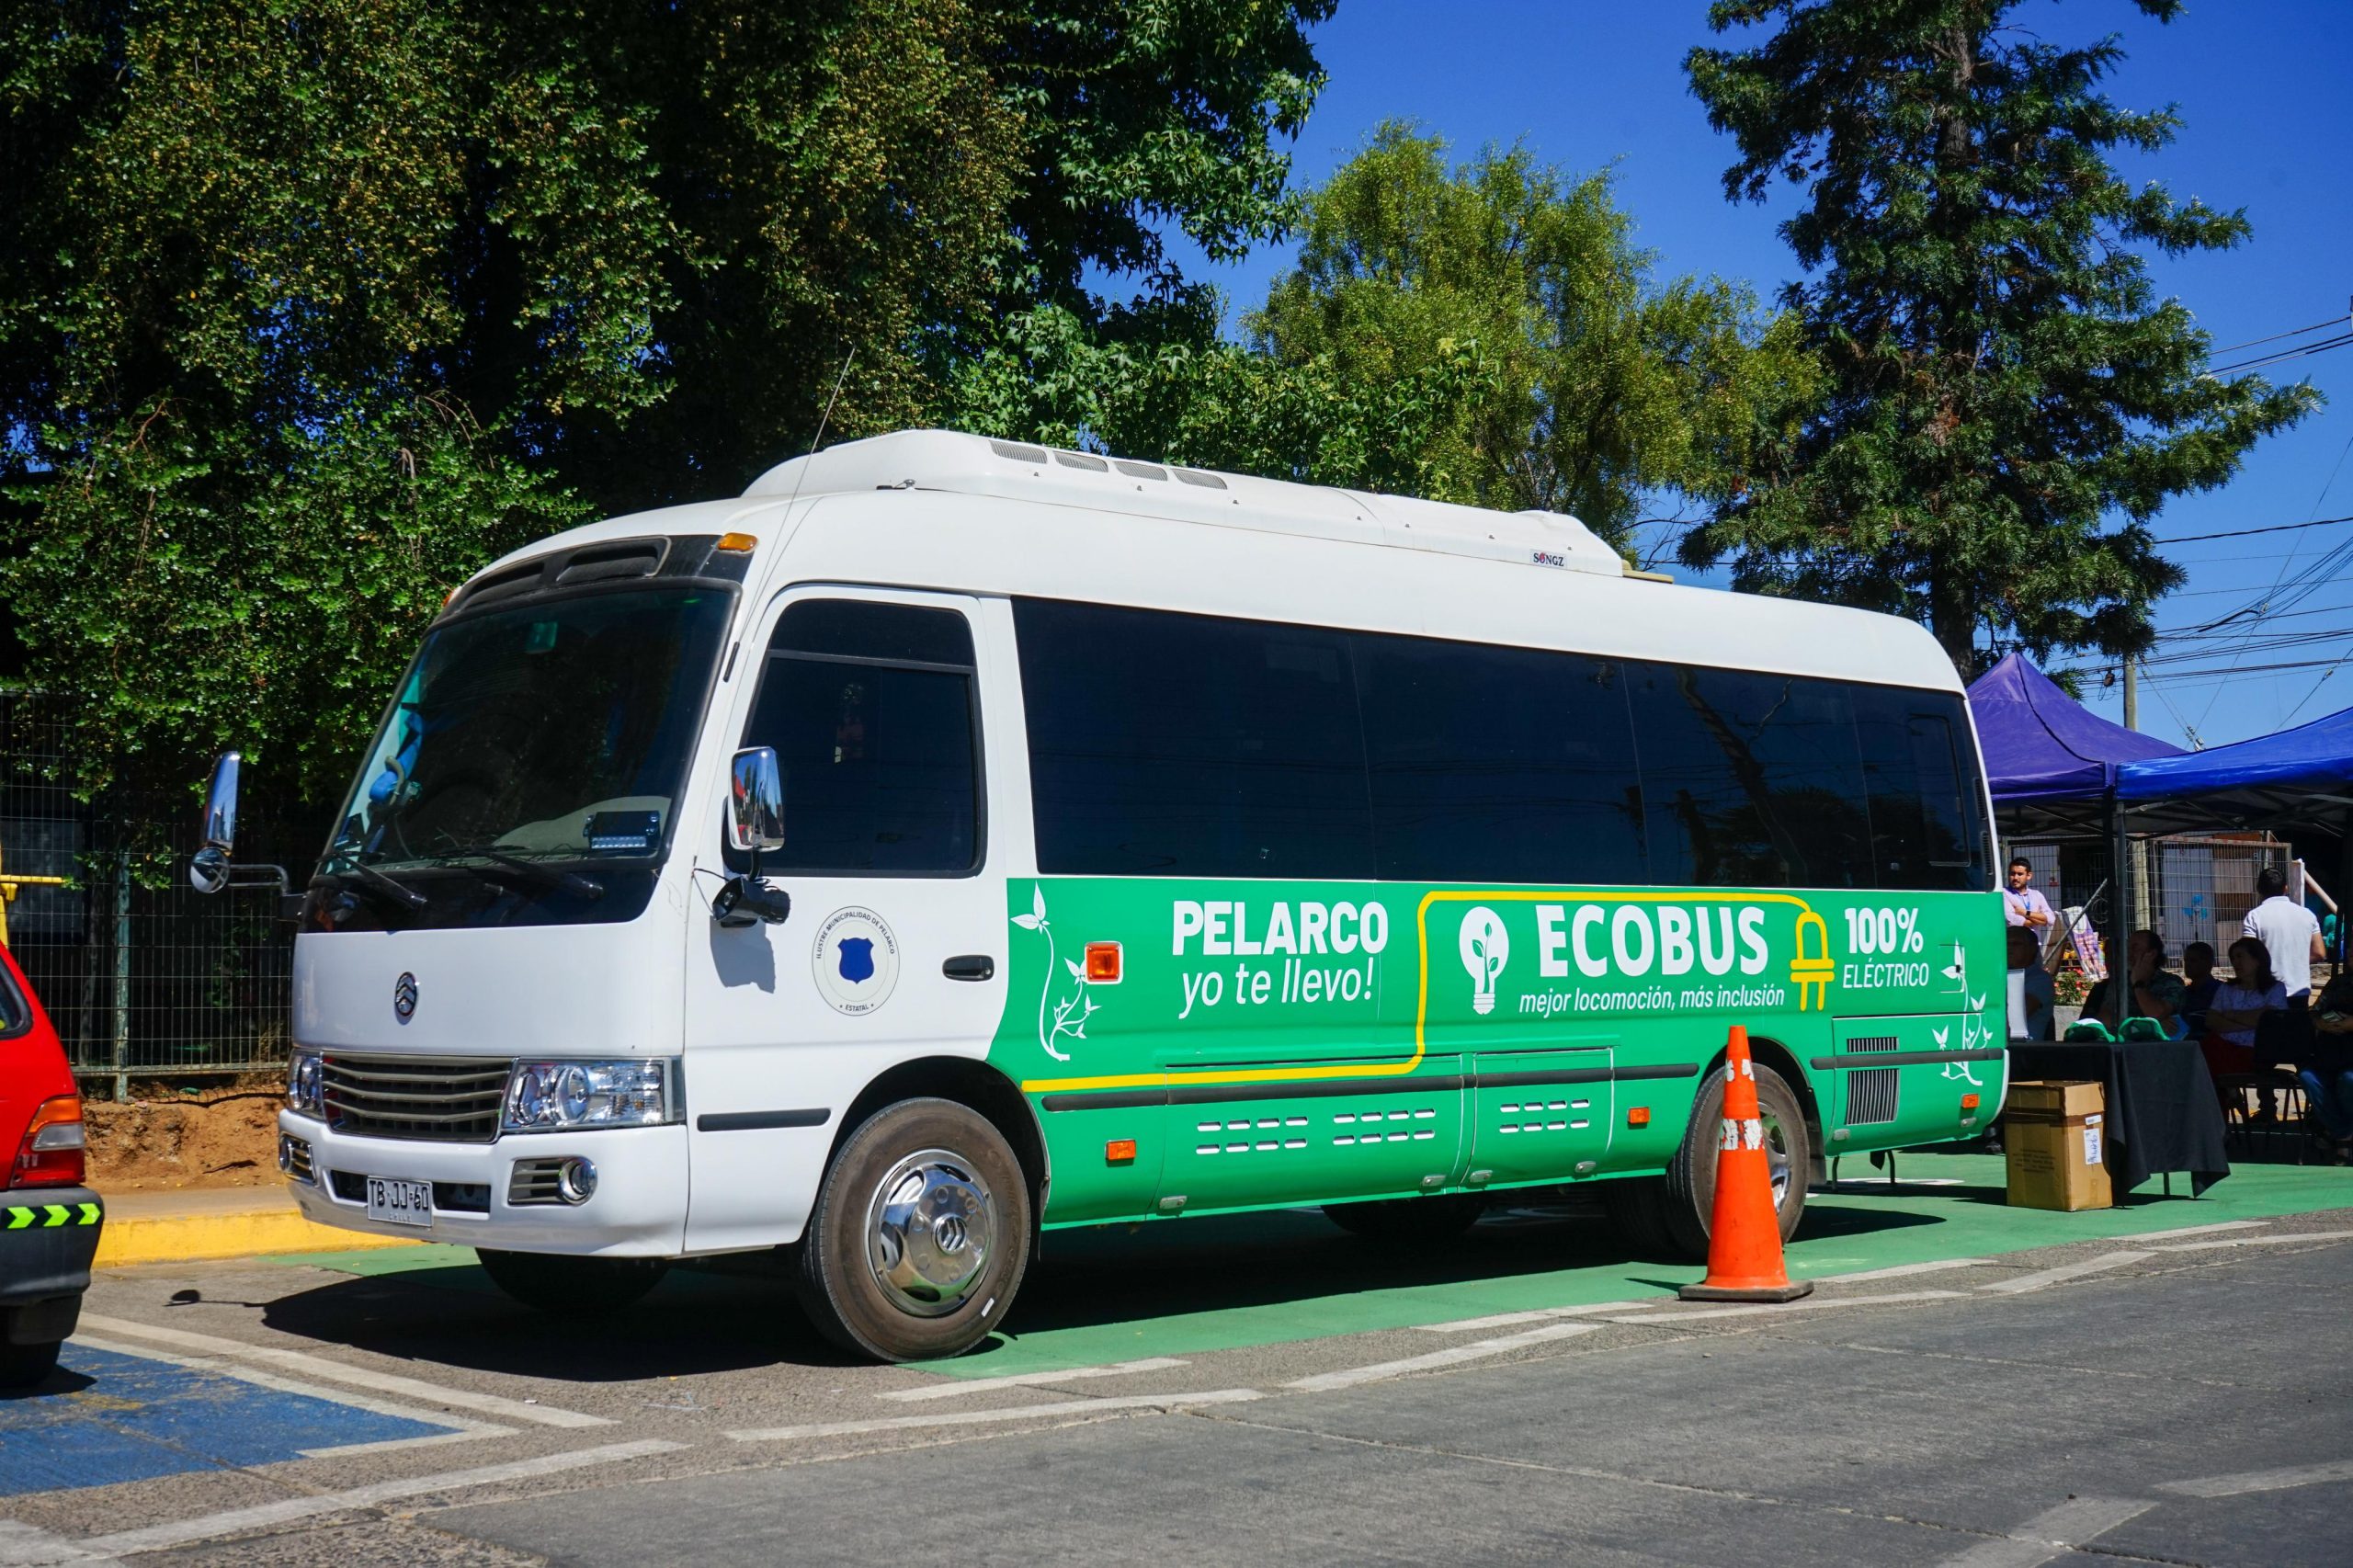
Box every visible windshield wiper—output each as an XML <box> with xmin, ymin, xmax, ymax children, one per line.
<box><xmin>327</xmin><ymin>860</ymin><xmax>428</xmax><ymax>912</ymax></box>
<box><xmin>438</xmin><ymin>845</ymin><xmax>605</xmax><ymax>901</ymax></box>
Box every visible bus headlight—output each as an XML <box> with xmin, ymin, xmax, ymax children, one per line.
<box><xmin>503</xmin><ymin>1060</ymin><xmax>677</xmax><ymax>1132</ymax></box>
<box><xmin>287</xmin><ymin>1049</ymin><xmax>325</xmax><ymax>1119</ymax></box>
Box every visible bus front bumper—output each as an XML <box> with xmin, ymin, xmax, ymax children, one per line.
<box><xmin>278</xmin><ymin>1112</ymin><xmax>688</xmax><ymax>1256</ymax></box>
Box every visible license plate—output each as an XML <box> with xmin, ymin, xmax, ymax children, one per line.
<box><xmin>366</xmin><ymin>1176</ymin><xmax>433</xmax><ymax>1228</ymax></box>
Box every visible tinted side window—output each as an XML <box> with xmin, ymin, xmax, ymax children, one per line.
<box><xmin>1631</xmin><ymin>665</ymin><xmax>1871</xmax><ymax>889</ymax></box>
<box><xmin>1358</xmin><ymin>634</ymin><xmax>1645</xmax><ymax>884</ymax></box>
<box><xmin>1015</xmin><ymin>599</ymin><xmax>1372</xmax><ymax>878</ymax></box>
<box><xmin>739</xmin><ymin>600</ymin><xmax>980</xmax><ymax>873</ymax></box>
<box><xmin>1854</xmin><ymin>687</ymin><xmax>1988</xmax><ymax>891</ymax></box>
<box><xmin>0</xmin><ymin>961</ymin><xmax>26</xmax><ymax>1037</ymax></box>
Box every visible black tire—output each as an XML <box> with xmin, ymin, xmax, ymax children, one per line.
<box><xmin>796</xmin><ymin>1097</ymin><xmax>1031</xmax><ymax>1362</ymax></box>
<box><xmin>1324</xmin><ymin>1193</ymin><xmax>1486</xmax><ymax>1242</ymax></box>
<box><xmin>476</xmin><ymin>1250</ymin><xmax>670</xmax><ymax>1315</ymax></box>
<box><xmin>0</xmin><ymin>1338</ymin><xmax>60</xmax><ymax>1390</ymax></box>
<box><xmin>1655</xmin><ymin>1059</ymin><xmax>1813</xmax><ymax>1260</ymax></box>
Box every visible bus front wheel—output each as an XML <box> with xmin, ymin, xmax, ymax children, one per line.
<box><xmin>796</xmin><ymin>1096</ymin><xmax>1031</xmax><ymax>1362</ymax></box>
<box><xmin>1605</xmin><ymin>1061</ymin><xmax>1811</xmax><ymax>1262</ymax></box>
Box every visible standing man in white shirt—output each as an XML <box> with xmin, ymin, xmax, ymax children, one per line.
<box><xmin>2243</xmin><ymin>865</ymin><xmax>2325</xmax><ymax>1003</ymax></box>
<box><xmin>2005</xmin><ymin>857</ymin><xmax>2054</xmax><ymax>932</ymax></box>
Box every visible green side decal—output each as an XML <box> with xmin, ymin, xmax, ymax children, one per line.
<box><xmin>988</xmin><ymin>878</ymin><xmax>2008</xmax><ymax>1227</ymax></box>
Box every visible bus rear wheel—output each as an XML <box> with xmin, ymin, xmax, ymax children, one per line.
<box><xmin>1324</xmin><ymin>1193</ymin><xmax>1485</xmax><ymax>1243</ymax></box>
<box><xmin>796</xmin><ymin>1097</ymin><xmax>1031</xmax><ymax>1362</ymax></box>
<box><xmin>1607</xmin><ymin>1061</ymin><xmax>1811</xmax><ymax>1261</ymax></box>
<box><xmin>477</xmin><ymin>1250</ymin><xmax>671</xmax><ymax>1315</ymax></box>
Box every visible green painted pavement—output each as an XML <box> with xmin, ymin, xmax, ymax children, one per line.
<box><xmin>927</xmin><ymin>1155</ymin><xmax>2353</xmax><ymax>1377</ymax></box>
<box><xmin>257</xmin><ymin>1157</ymin><xmax>2353</xmax><ymax>1381</ymax></box>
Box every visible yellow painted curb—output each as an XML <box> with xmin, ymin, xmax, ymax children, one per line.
<box><xmin>95</xmin><ymin>1208</ymin><xmax>423</xmax><ymax>1267</ymax></box>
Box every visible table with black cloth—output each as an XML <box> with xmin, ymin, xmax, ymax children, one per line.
<box><xmin>2006</xmin><ymin>1037</ymin><xmax>2231</xmax><ymax>1196</ymax></box>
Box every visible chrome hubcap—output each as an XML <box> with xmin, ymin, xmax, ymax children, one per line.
<box><xmin>1762</xmin><ymin>1110</ymin><xmax>1792</xmax><ymax>1209</ymax></box>
<box><xmin>865</xmin><ymin>1149</ymin><xmax>995</xmax><ymax>1318</ymax></box>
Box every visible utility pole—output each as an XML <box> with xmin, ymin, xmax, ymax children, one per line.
<box><xmin>2121</xmin><ymin>658</ymin><xmax>2151</xmax><ymax>933</ymax></box>
<box><xmin>2122</xmin><ymin>658</ymin><xmax>2139</xmax><ymax>731</ymax></box>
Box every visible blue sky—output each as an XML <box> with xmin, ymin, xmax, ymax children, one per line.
<box><xmin>1163</xmin><ymin>1</ymin><xmax>2353</xmax><ymax>749</ymax></box>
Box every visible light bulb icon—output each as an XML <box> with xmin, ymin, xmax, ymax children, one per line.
<box><xmin>1458</xmin><ymin>905</ymin><xmax>1509</xmax><ymax>1016</ymax></box>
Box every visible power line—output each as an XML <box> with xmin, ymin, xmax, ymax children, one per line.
<box><xmin>2208</xmin><ymin>331</ymin><xmax>2353</xmax><ymax>379</ymax></box>
<box><xmin>2154</xmin><ymin>512</ymin><xmax>2351</xmax><ymax>545</ymax></box>
<box><xmin>2208</xmin><ymin>313</ymin><xmax>2353</xmax><ymax>358</ymax></box>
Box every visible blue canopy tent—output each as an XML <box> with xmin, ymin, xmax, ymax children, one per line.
<box><xmin>2118</xmin><ymin>702</ymin><xmax>2353</xmax><ymax>839</ymax></box>
<box><xmin>1967</xmin><ymin>653</ymin><xmax>2181</xmax><ymax>838</ymax></box>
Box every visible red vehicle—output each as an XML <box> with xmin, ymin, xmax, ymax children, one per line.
<box><xmin>1</xmin><ymin>941</ymin><xmax>102</xmax><ymax>1387</ymax></box>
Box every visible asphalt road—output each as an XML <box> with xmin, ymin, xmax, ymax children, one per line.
<box><xmin>4</xmin><ymin>1192</ymin><xmax>2350</xmax><ymax>1566</ymax></box>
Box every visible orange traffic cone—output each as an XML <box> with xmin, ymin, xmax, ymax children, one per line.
<box><xmin>1679</xmin><ymin>1025</ymin><xmax>1813</xmax><ymax>1303</ymax></box>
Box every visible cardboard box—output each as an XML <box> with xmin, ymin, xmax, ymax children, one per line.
<box><xmin>2005</xmin><ymin>1078</ymin><xmax>2111</xmax><ymax>1211</ymax></box>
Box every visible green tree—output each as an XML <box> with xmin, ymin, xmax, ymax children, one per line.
<box><xmin>957</xmin><ymin>124</ymin><xmax>1818</xmax><ymax>551</ymax></box>
<box><xmin>1682</xmin><ymin>0</ymin><xmax>2319</xmax><ymax>670</ymax></box>
<box><xmin>1250</xmin><ymin>124</ymin><xmax>1817</xmax><ymax>548</ymax></box>
<box><xmin>0</xmin><ymin>0</ymin><xmax>1328</xmax><ymax>797</ymax></box>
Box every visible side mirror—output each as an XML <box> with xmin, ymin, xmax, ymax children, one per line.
<box><xmin>191</xmin><ymin>752</ymin><xmax>242</xmax><ymax>894</ymax></box>
<box><xmin>728</xmin><ymin>747</ymin><xmax>786</xmax><ymax>854</ymax></box>
<box><xmin>713</xmin><ymin>746</ymin><xmax>790</xmax><ymax>927</ymax></box>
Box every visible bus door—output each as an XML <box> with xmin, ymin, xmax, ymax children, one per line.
<box><xmin>1155</xmin><ymin>1052</ymin><xmax>1467</xmax><ymax>1215</ymax></box>
<box><xmin>1468</xmin><ymin>1040</ymin><xmax>1615</xmax><ymax>1185</ymax></box>
<box><xmin>681</xmin><ymin>588</ymin><xmax>1008</xmax><ymax>1254</ymax></box>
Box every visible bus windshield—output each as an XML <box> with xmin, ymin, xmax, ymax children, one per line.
<box><xmin>326</xmin><ymin>587</ymin><xmax>732</xmax><ymax>878</ymax></box>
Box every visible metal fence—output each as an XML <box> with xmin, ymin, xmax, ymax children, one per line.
<box><xmin>0</xmin><ymin>694</ymin><xmax>320</xmax><ymax>1096</ymax></box>
<box><xmin>2009</xmin><ymin>833</ymin><xmax>2290</xmax><ymax>964</ymax></box>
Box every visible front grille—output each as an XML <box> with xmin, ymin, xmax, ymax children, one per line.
<box><xmin>507</xmin><ymin>1157</ymin><xmax>568</xmax><ymax>1206</ymax></box>
<box><xmin>1844</xmin><ymin>1035</ymin><xmax>1900</xmax><ymax>1126</ymax></box>
<box><xmin>323</xmin><ymin>1052</ymin><xmax>510</xmax><ymax>1142</ymax></box>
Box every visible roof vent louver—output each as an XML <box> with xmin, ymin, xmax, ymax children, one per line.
<box><xmin>1113</xmin><ymin>460</ymin><xmax>1168</xmax><ymax>481</ymax></box>
<box><xmin>554</xmin><ymin>539</ymin><xmax>666</xmax><ymax>587</ymax></box>
<box><xmin>1052</xmin><ymin>449</ymin><xmax>1109</xmax><ymax>472</ymax></box>
<box><xmin>989</xmin><ymin>440</ymin><xmax>1050</xmax><ymax>465</ymax></box>
<box><xmin>1172</xmin><ymin>467</ymin><xmax>1228</xmax><ymax>490</ymax></box>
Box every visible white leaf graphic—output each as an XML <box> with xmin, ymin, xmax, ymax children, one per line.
<box><xmin>1011</xmin><ymin>913</ymin><xmax>1041</xmax><ymax>930</ymax></box>
<box><xmin>1932</xmin><ymin>1027</ymin><xmax>1949</xmax><ymax>1047</ymax></box>
<box><xmin>1064</xmin><ymin>957</ymin><xmax>1086</xmax><ymax>981</ymax></box>
<box><xmin>1032</xmin><ymin>884</ymin><xmax>1047</xmax><ymax>923</ymax></box>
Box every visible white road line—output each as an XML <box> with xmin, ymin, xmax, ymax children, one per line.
<box><xmin>2130</xmin><ymin>1219</ymin><xmax>2268</xmax><ymax>1240</ymax></box>
<box><xmin>879</xmin><ymin>1358</ymin><xmax>1188</xmax><ymax>1402</ymax></box>
<box><xmin>1935</xmin><ymin>1496</ymin><xmax>2153</xmax><ymax>1568</ymax></box>
<box><xmin>76</xmin><ymin>1313</ymin><xmax>610</xmax><ymax>1428</ymax></box>
<box><xmin>2148</xmin><ymin>1228</ymin><xmax>2353</xmax><ymax>1253</ymax></box>
<box><xmin>70</xmin><ymin>1333</ymin><xmax>510</xmax><ymax>1451</ymax></box>
<box><xmin>1977</xmin><ymin>1252</ymin><xmax>2153</xmax><ymax>1295</ymax></box>
<box><xmin>2157</xmin><ymin>1457</ymin><xmax>2353</xmax><ymax>1497</ymax></box>
<box><xmin>1822</xmin><ymin>1257</ymin><xmax>1993</xmax><ymax>1283</ymax></box>
<box><xmin>1416</xmin><ymin>1301</ymin><xmax>1657</xmax><ymax>1335</ymax></box>
<box><xmin>1288</xmin><ymin>1321</ymin><xmax>1600</xmax><ymax>1392</ymax></box>
<box><xmin>1596</xmin><ymin>1289</ymin><xmax>1967</xmax><ymax>1325</ymax></box>
<box><xmin>50</xmin><ymin>1440</ymin><xmax>686</xmax><ymax>1562</ymax></box>
<box><xmin>728</xmin><ymin>1389</ymin><xmax>1264</xmax><ymax>1442</ymax></box>
<box><xmin>0</xmin><ymin>1520</ymin><xmax>92</xmax><ymax>1567</ymax></box>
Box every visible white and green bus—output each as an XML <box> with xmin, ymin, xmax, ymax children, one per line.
<box><xmin>199</xmin><ymin>429</ymin><xmax>2006</xmax><ymax>1361</ymax></box>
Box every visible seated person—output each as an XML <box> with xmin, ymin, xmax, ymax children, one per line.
<box><xmin>2299</xmin><ymin>1028</ymin><xmax>2353</xmax><ymax>1150</ymax></box>
<box><xmin>2181</xmin><ymin>941</ymin><xmax>2219</xmax><ymax>1036</ymax></box>
<box><xmin>2083</xmin><ymin>929</ymin><xmax>2184</xmax><ymax>1036</ymax></box>
<box><xmin>2201</xmin><ymin>936</ymin><xmax>2288</xmax><ymax>1091</ymax></box>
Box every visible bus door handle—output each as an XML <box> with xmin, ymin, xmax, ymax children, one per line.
<box><xmin>943</xmin><ymin>954</ymin><xmax>995</xmax><ymax>982</ymax></box>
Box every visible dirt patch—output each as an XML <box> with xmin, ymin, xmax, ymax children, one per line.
<box><xmin>85</xmin><ymin>1090</ymin><xmax>285</xmax><ymax>1192</ymax></box>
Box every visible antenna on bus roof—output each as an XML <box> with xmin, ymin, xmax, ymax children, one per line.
<box><xmin>780</xmin><ymin>348</ymin><xmax>856</xmax><ymax>523</ymax></box>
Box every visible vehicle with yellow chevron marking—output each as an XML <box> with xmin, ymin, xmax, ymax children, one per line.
<box><xmin>1</xmin><ymin>938</ymin><xmax>102</xmax><ymax>1387</ymax></box>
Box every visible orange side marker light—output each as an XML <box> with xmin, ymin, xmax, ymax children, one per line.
<box><xmin>1627</xmin><ymin>1107</ymin><xmax>1651</xmax><ymax>1129</ymax></box>
<box><xmin>715</xmin><ymin>531</ymin><xmax>758</xmax><ymax>552</ymax></box>
<box><xmin>1085</xmin><ymin>941</ymin><xmax>1123</xmax><ymax>983</ymax></box>
<box><xmin>1105</xmin><ymin>1139</ymin><xmax>1137</xmax><ymax>1165</ymax></box>
<box><xmin>1961</xmin><ymin>1094</ymin><xmax>1981</xmax><ymax>1111</ymax></box>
